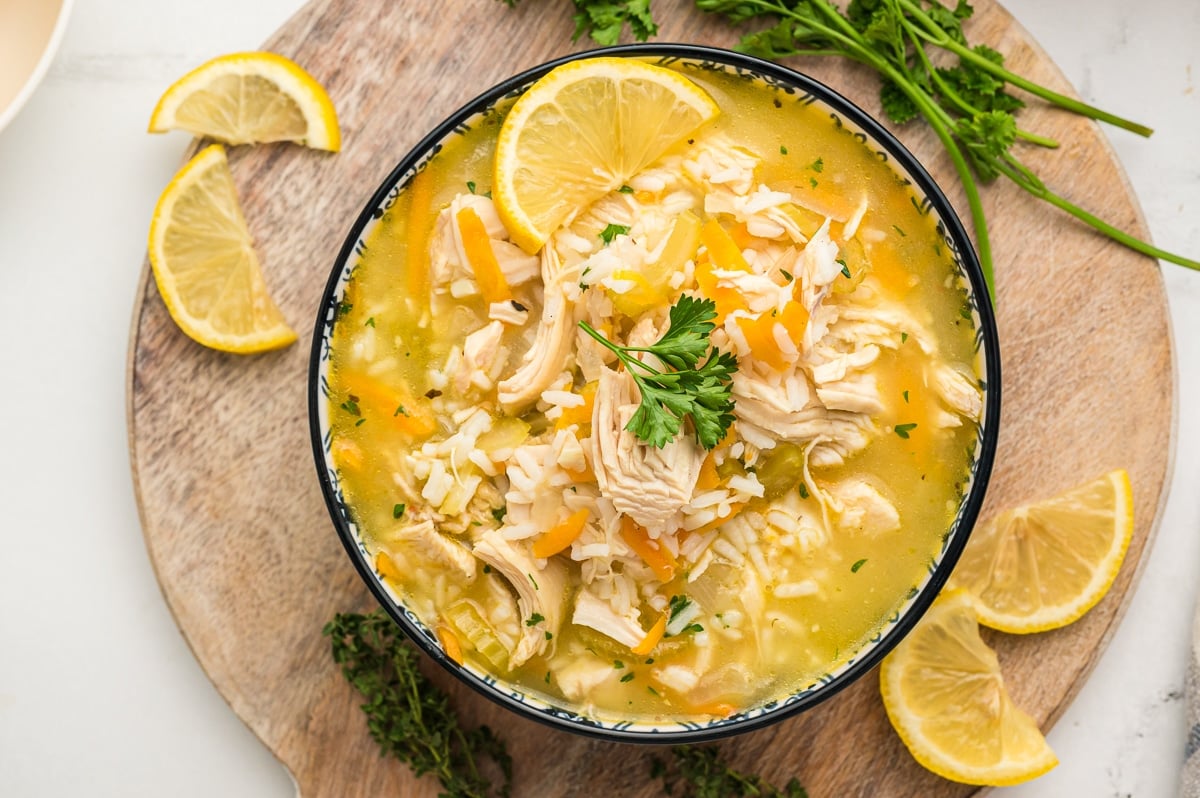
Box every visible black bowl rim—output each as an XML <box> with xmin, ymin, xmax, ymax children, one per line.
<box><xmin>308</xmin><ymin>42</ymin><xmax>1002</xmax><ymax>745</ymax></box>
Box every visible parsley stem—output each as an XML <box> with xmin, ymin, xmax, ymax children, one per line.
<box><xmin>897</xmin><ymin>0</ymin><xmax>1153</xmax><ymax>137</ymax></box>
<box><xmin>578</xmin><ymin>320</ymin><xmax>663</xmax><ymax>375</ymax></box>
<box><xmin>996</xmin><ymin>153</ymin><xmax>1200</xmax><ymax>270</ymax></box>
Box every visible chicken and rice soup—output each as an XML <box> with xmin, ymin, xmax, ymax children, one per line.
<box><xmin>325</xmin><ymin>61</ymin><xmax>984</xmax><ymax>722</ymax></box>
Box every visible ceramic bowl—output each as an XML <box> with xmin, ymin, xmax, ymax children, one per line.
<box><xmin>309</xmin><ymin>43</ymin><xmax>1001</xmax><ymax>743</ymax></box>
<box><xmin>0</xmin><ymin>0</ymin><xmax>73</xmax><ymax>134</ymax></box>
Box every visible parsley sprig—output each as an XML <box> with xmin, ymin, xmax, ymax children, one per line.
<box><xmin>579</xmin><ymin>295</ymin><xmax>737</xmax><ymax>450</ymax></box>
<box><xmin>499</xmin><ymin>0</ymin><xmax>1200</xmax><ymax>298</ymax></box>
<box><xmin>324</xmin><ymin>611</ymin><xmax>513</xmax><ymax>798</ymax></box>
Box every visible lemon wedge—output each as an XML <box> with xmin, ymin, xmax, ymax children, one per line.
<box><xmin>147</xmin><ymin>144</ymin><xmax>297</xmax><ymax>353</ymax></box>
<box><xmin>880</xmin><ymin>590</ymin><xmax>1058</xmax><ymax>786</ymax></box>
<box><xmin>953</xmin><ymin>469</ymin><xmax>1133</xmax><ymax>633</ymax></box>
<box><xmin>493</xmin><ymin>57</ymin><xmax>719</xmax><ymax>253</ymax></box>
<box><xmin>148</xmin><ymin>51</ymin><xmax>340</xmax><ymax>151</ymax></box>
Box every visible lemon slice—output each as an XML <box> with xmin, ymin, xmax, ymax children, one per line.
<box><xmin>880</xmin><ymin>590</ymin><xmax>1058</xmax><ymax>786</ymax></box>
<box><xmin>148</xmin><ymin>52</ymin><xmax>340</xmax><ymax>151</ymax></box>
<box><xmin>494</xmin><ymin>57</ymin><xmax>719</xmax><ymax>253</ymax></box>
<box><xmin>953</xmin><ymin>469</ymin><xmax>1133</xmax><ymax>633</ymax></box>
<box><xmin>147</xmin><ymin>144</ymin><xmax>297</xmax><ymax>353</ymax></box>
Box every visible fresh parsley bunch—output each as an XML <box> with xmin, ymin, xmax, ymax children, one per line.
<box><xmin>580</xmin><ymin>295</ymin><xmax>738</xmax><ymax>450</ymax></box>
<box><xmin>498</xmin><ymin>0</ymin><xmax>1200</xmax><ymax>298</ymax></box>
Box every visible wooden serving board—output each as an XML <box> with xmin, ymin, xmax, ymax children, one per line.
<box><xmin>126</xmin><ymin>1</ymin><xmax>1174</xmax><ymax>795</ymax></box>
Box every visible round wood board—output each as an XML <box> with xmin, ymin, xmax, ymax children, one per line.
<box><xmin>126</xmin><ymin>1</ymin><xmax>1174</xmax><ymax>795</ymax></box>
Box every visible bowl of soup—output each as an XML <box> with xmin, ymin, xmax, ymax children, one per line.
<box><xmin>309</xmin><ymin>44</ymin><xmax>1000</xmax><ymax>742</ymax></box>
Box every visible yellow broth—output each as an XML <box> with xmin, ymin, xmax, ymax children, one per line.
<box><xmin>326</xmin><ymin>62</ymin><xmax>981</xmax><ymax>722</ymax></box>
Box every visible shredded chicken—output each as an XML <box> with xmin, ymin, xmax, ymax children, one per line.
<box><xmin>472</xmin><ymin>530</ymin><xmax>567</xmax><ymax>667</ymax></box>
<box><xmin>590</xmin><ymin>367</ymin><xmax>703</xmax><ymax>530</ymax></box>
<box><xmin>826</xmin><ymin>477</ymin><xmax>901</xmax><ymax>536</ymax></box>
<box><xmin>384</xmin><ymin>518</ymin><xmax>477</xmax><ymax>583</ymax></box>
<box><xmin>497</xmin><ymin>245</ymin><xmax>578</xmax><ymax>413</ymax></box>
<box><xmin>572</xmin><ymin>587</ymin><xmax>646</xmax><ymax>649</ymax></box>
<box><xmin>454</xmin><ymin>320</ymin><xmax>506</xmax><ymax>394</ymax></box>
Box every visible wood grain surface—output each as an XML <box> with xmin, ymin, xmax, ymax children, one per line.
<box><xmin>125</xmin><ymin>1</ymin><xmax>1174</xmax><ymax>795</ymax></box>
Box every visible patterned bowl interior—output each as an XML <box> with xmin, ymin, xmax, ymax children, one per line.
<box><xmin>309</xmin><ymin>44</ymin><xmax>1001</xmax><ymax>743</ymax></box>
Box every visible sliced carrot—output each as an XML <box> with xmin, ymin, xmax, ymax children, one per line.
<box><xmin>686</xmin><ymin>700</ymin><xmax>737</xmax><ymax>718</ymax></box>
<box><xmin>532</xmin><ymin>508</ymin><xmax>590</xmax><ymax>558</ymax></box>
<box><xmin>735</xmin><ymin>313</ymin><xmax>789</xmax><ymax>371</ymax></box>
<box><xmin>342</xmin><ymin>375</ymin><xmax>437</xmax><ymax>439</ymax></box>
<box><xmin>562</xmin><ymin>460</ymin><xmax>596</xmax><ymax>485</ymax></box>
<box><xmin>456</xmin><ymin>206</ymin><xmax>512</xmax><ymax>304</ymax></box>
<box><xmin>695</xmin><ymin>450</ymin><xmax>724</xmax><ymax>492</ymax></box>
<box><xmin>727</xmin><ymin>221</ymin><xmax>755</xmax><ymax>250</ymax></box>
<box><xmin>406</xmin><ymin>167</ymin><xmax>434</xmax><ymax>298</ymax></box>
<box><xmin>555</xmin><ymin>381</ymin><xmax>598</xmax><ymax>429</ymax></box>
<box><xmin>620</xmin><ymin>516</ymin><xmax>678</xmax><ymax>582</ymax></box>
<box><xmin>376</xmin><ymin>550</ymin><xmax>403</xmax><ymax>582</ymax></box>
<box><xmin>686</xmin><ymin>503</ymin><xmax>746</xmax><ymax>536</ymax></box>
<box><xmin>694</xmin><ymin>258</ymin><xmax>747</xmax><ymax>324</ymax></box>
<box><xmin>632</xmin><ymin>613</ymin><xmax>668</xmax><ymax>656</ymax></box>
<box><xmin>779</xmin><ymin>300</ymin><xmax>810</xmax><ymax>345</ymax></box>
<box><xmin>436</xmin><ymin>624</ymin><xmax>465</xmax><ymax>665</ymax></box>
<box><xmin>700</xmin><ymin>218</ymin><xmax>752</xmax><ymax>272</ymax></box>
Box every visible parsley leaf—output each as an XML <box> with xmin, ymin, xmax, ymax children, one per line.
<box><xmin>579</xmin><ymin>296</ymin><xmax>737</xmax><ymax>449</ymax></box>
<box><xmin>599</xmin><ymin>223</ymin><xmax>630</xmax><ymax>244</ymax></box>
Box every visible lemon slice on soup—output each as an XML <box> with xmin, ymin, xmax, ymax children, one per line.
<box><xmin>880</xmin><ymin>590</ymin><xmax>1058</xmax><ymax>786</ymax></box>
<box><xmin>148</xmin><ymin>51</ymin><xmax>340</xmax><ymax>151</ymax></box>
<box><xmin>493</xmin><ymin>57</ymin><xmax>719</xmax><ymax>253</ymax></box>
<box><xmin>952</xmin><ymin>469</ymin><xmax>1133</xmax><ymax>634</ymax></box>
<box><xmin>147</xmin><ymin>144</ymin><xmax>297</xmax><ymax>353</ymax></box>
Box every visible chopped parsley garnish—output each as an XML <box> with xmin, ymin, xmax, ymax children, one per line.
<box><xmin>525</xmin><ymin>613</ymin><xmax>545</xmax><ymax>626</ymax></box>
<box><xmin>466</xmin><ymin>180</ymin><xmax>476</xmax><ymax>194</ymax></box>
<box><xmin>614</xmin><ymin>660</ymin><xmax>625</xmax><ymax>669</ymax></box>
<box><xmin>809</xmin><ymin>157</ymin><xmax>824</xmax><ymax>172</ymax></box>
<box><xmin>393</xmin><ymin>404</ymin><xmax>408</xmax><ymax>417</ymax></box>
<box><xmin>893</xmin><ymin>224</ymin><xmax>907</xmax><ymax>237</ymax></box>
<box><xmin>837</xmin><ymin>258</ymin><xmax>851</xmax><ymax>279</ymax></box>
<box><xmin>903</xmin><ymin>390</ymin><xmax>910</xmax><ymax>403</ymax></box>
<box><xmin>780</xmin><ymin>144</ymin><xmax>788</xmax><ymax>155</ymax></box>
<box><xmin>798</xmin><ymin>482</ymin><xmax>810</xmax><ymax>499</ymax></box>
<box><xmin>355</xmin><ymin>418</ymin><xmax>366</xmax><ymax>427</ymax></box>
<box><xmin>895</xmin><ymin>423</ymin><xmax>918</xmax><ymax>439</ymax></box>
<box><xmin>340</xmin><ymin>398</ymin><xmax>361</xmax><ymax>416</ymax></box>
<box><xmin>491</xmin><ymin>506</ymin><xmax>507</xmax><ymax>523</ymax></box>
<box><xmin>619</xmin><ymin>672</ymin><xmax>635</xmax><ymax>683</ymax></box>
<box><xmin>780</xmin><ymin>269</ymin><xmax>793</xmax><ymax>283</ymax></box>
<box><xmin>618</xmin><ymin>184</ymin><xmax>635</xmax><ymax>194</ymax></box>
<box><xmin>851</xmin><ymin>558</ymin><xmax>868</xmax><ymax>573</ymax></box>
<box><xmin>393</xmin><ymin>503</ymin><xmax>405</xmax><ymax>519</ymax></box>
<box><xmin>527</xmin><ymin>573</ymin><xmax>539</xmax><ymax>591</ymax></box>
<box><xmin>599</xmin><ymin>223</ymin><xmax>630</xmax><ymax>244</ymax></box>
<box><xmin>667</xmin><ymin>594</ymin><xmax>693</xmax><ymax>624</ymax></box>
<box><xmin>579</xmin><ymin>296</ymin><xmax>738</xmax><ymax>450</ymax></box>
<box><xmin>679</xmin><ymin>623</ymin><xmax>704</xmax><ymax>635</ymax></box>
<box><xmin>544</xmin><ymin>631</ymin><xmax>553</xmax><ymax>640</ymax></box>
<box><xmin>901</xmin><ymin>331</ymin><xmax>909</xmax><ymax>343</ymax></box>
<box><xmin>365</xmin><ymin>316</ymin><xmax>376</xmax><ymax>327</ymax></box>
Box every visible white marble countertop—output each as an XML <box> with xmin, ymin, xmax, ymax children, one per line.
<box><xmin>0</xmin><ymin>1</ymin><xmax>1196</xmax><ymax>795</ymax></box>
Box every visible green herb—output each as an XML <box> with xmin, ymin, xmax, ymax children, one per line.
<box><xmin>340</xmin><ymin>398</ymin><xmax>361</xmax><ymax>416</ymax></box>
<box><xmin>491</xmin><ymin>506</ymin><xmax>507</xmax><ymax>523</ymax></box>
<box><xmin>780</xmin><ymin>269</ymin><xmax>793</xmax><ymax>283</ymax></box>
<box><xmin>653</xmin><ymin>745</ymin><xmax>807</xmax><ymax>797</ymax></box>
<box><xmin>620</xmin><ymin>671</ymin><xmax>636</xmax><ymax>683</ymax></box>
<box><xmin>323</xmin><ymin>611</ymin><xmax>512</xmax><ymax>798</ymax></box>
<box><xmin>519</xmin><ymin>0</ymin><xmax>1200</xmax><ymax>295</ymax></box>
<box><xmin>779</xmin><ymin>144</ymin><xmax>788</xmax><ymax>155</ymax></box>
<box><xmin>579</xmin><ymin>296</ymin><xmax>738</xmax><ymax>449</ymax></box>
<box><xmin>901</xmin><ymin>331</ymin><xmax>909</xmax><ymax>343</ymax></box>
<box><xmin>892</xmin><ymin>224</ymin><xmax>907</xmax><ymax>238</ymax></box>
<box><xmin>903</xmin><ymin>389</ymin><xmax>910</xmax><ymax>403</ymax></box>
<box><xmin>394</xmin><ymin>404</ymin><xmax>409</xmax><ymax>417</ymax></box>
<box><xmin>393</xmin><ymin>503</ymin><xmax>406</xmax><ymax>519</ymax></box>
<box><xmin>526</xmin><ymin>613</ymin><xmax>545</xmax><ymax>626</ymax></box>
<box><xmin>545</xmin><ymin>631</ymin><xmax>553</xmax><ymax>640</ymax></box>
<box><xmin>527</xmin><ymin>573</ymin><xmax>539</xmax><ymax>590</ymax></box>
<box><xmin>667</xmin><ymin>594</ymin><xmax>693</xmax><ymax>624</ymax></box>
<box><xmin>614</xmin><ymin>660</ymin><xmax>626</xmax><ymax>669</ymax></box>
<box><xmin>679</xmin><ymin>623</ymin><xmax>704</xmax><ymax>634</ymax></box>
<box><xmin>338</xmin><ymin>300</ymin><xmax>353</xmax><ymax>316</ymax></box>
<box><xmin>365</xmin><ymin>316</ymin><xmax>376</xmax><ymax>327</ymax></box>
<box><xmin>808</xmin><ymin>177</ymin><xmax>818</xmax><ymax>189</ymax></box>
<box><xmin>648</xmin><ymin>685</ymin><xmax>660</xmax><ymax>696</ymax></box>
<box><xmin>483</xmin><ymin>564</ymin><xmax>492</xmax><ymax>574</ymax></box>
<box><xmin>851</xmin><ymin>558</ymin><xmax>868</xmax><ymax>573</ymax></box>
<box><xmin>467</xmin><ymin>180</ymin><xmax>477</xmax><ymax>194</ymax></box>
<box><xmin>618</xmin><ymin>184</ymin><xmax>635</xmax><ymax>193</ymax></box>
<box><xmin>836</xmin><ymin>258</ymin><xmax>851</xmax><ymax>278</ymax></box>
<box><xmin>808</xmin><ymin>156</ymin><xmax>823</xmax><ymax>172</ymax></box>
<box><xmin>355</xmin><ymin>418</ymin><xmax>367</xmax><ymax>427</ymax></box>
<box><xmin>895</xmin><ymin>422</ymin><xmax>918</xmax><ymax>439</ymax></box>
<box><xmin>798</xmin><ymin>482</ymin><xmax>809</xmax><ymax>499</ymax></box>
<box><xmin>599</xmin><ymin>223</ymin><xmax>631</xmax><ymax>244</ymax></box>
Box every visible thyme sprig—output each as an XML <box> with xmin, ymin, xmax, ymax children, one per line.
<box><xmin>324</xmin><ymin>611</ymin><xmax>513</xmax><ymax>798</ymax></box>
